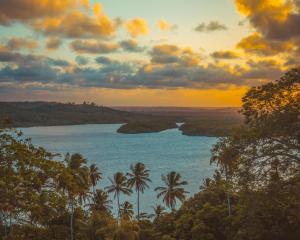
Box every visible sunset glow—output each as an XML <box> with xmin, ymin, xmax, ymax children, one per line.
<box><xmin>1</xmin><ymin>0</ymin><xmax>299</xmax><ymax>106</ymax></box>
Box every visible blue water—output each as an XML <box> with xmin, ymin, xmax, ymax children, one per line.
<box><xmin>20</xmin><ymin>124</ymin><xmax>217</xmax><ymax>215</ymax></box>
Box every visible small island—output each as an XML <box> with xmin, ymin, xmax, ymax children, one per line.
<box><xmin>179</xmin><ymin>120</ymin><xmax>242</xmax><ymax>137</ymax></box>
<box><xmin>117</xmin><ymin>120</ymin><xmax>178</xmax><ymax>134</ymax></box>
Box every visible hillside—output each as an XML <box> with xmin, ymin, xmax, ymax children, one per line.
<box><xmin>0</xmin><ymin>102</ymin><xmax>148</xmax><ymax>127</ymax></box>
<box><xmin>0</xmin><ymin>102</ymin><xmax>244</xmax><ymax>136</ymax></box>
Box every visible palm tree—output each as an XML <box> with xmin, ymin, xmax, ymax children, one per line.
<box><xmin>120</xmin><ymin>201</ymin><xmax>134</xmax><ymax>220</ymax></box>
<box><xmin>151</xmin><ymin>204</ymin><xmax>166</xmax><ymax>221</ymax></box>
<box><xmin>89</xmin><ymin>164</ymin><xmax>102</xmax><ymax>193</ymax></box>
<box><xmin>155</xmin><ymin>171</ymin><xmax>188</xmax><ymax>211</ymax></box>
<box><xmin>105</xmin><ymin>172</ymin><xmax>132</xmax><ymax>219</ymax></box>
<box><xmin>62</xmin><ymin>153</ymin><xmax>90</xmax><ymax>240</ymax></box>
<box><xmin>211</xmin><ymin>139</ymin><xmax>238</xmax><ymax>216</ymax></box>
<box><xmin>127</xmin><ymin>162</ymin><xmax>151</xmax><ymax>221</ymax></box>
<box><xmin>87</xmin><ymin>189</ymin><xmax>112</xmax><ymax>213</ymax></box>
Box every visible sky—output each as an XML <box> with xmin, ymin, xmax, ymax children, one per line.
<box><xmin>0</xmin><ymin>0</ymin><xmax>299</xmax><ymax>106</ymax></box>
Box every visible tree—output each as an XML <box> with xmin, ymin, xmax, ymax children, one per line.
<box><xmin>209</xmin><ymin>67</ymin><xmax>300</xmax><ymax>239</ymax></box>
<box><xmin>0</xmin><ymin>129</ymin><xmax>68</xmax><ymax>239</ymax></box>
<box><xmin>89</xmin><ymin>164</ymin><xmax>102</xmax><ymax>193</ymax></box>
<box><xmin>155</xmin><ymin>172</ymin><xmax>188</xmax><ymax>211</ymax></box>
<box><xmin>127</xmin><ymin>162</ymin><xmax>151</xmax><ymax>221</ymax></box>
<box><xmin>105</xmin><ymin>172</ymin><xmax>132</xmax><ymax>220</ymax></box>
<box><xmin>151</xmin><ymin>205</ymin><xmax>166</xmax><ymax>221</ymax></box>
<box><xmin>87</xmin><ymin>189</ymin><xmax>112</xmax><ymax>213</ymax></box>
<box><xmin>120</xmin><ymin>201</ymin><xmax>134</xmax><ymax>220</ymax></box>
<box><xmin>61</xmin><ymin>153</ymin><xmax>90</xmax><ymax>240</ymax></box>
<box><xmin>211</xmin><ymin>137</ymin><xmax>239</xmax><ymax>216</ymax></box>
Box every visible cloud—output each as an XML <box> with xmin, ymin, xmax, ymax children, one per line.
<box><xmin>234</xmin><ymin>0</ymin><xmax>300</xmax><ymax>41</ymax></box>
<box><xmin>241</xmin><ymin>59</ymin><xmax>283</xmax><ymax>81</ymax></box>
<box><xmin>46</xmin><ymin>37</ymin><xmax>62</xmax><ymax>50</ymax></box>
<box><xmin>70</xmin><ymin>39</ymin><xmax>119</xmax><ymax>54</ymax></box>
<box><xmin>33</xmin><ymin>10</ymin><xmax>118</xmax><ymax>39</ymax></box>
<box><xmin>0</xmin><ymin>0</ymin><xmax>77</xmax><ymax>25</ymax></box>
<box><xmin>5</xmin><ymin>37</ymin><xmax>38</xmax><ymax>50</ymax></box>
<box><xmin>194</xmin><ymin>21</ymin><xmax>227</xmax><ymax>32</ymax></box>
<box><xmin>211</xmin><ymin>50</ymin><xmax>240</xmax><ymax>59</ymax></box>
<box><xmin>126</xmin><ymin>18</ymin><xmax>149</xmax><ymax>37</ymax></box>
<box><xmin>236</xmin><ymin>32</ymin><xmax>292</xmax><ymax>56</ymax></box>
<box><xmin>150</xmin><ymin>44</ymin><xmax>201</xmax><ymax>66</ymax></box>
<box><xmin>0</xmin><ymin>46</ymin><xmax>283</xmax><ymax>91</ymax></box>
<box><xmin>75</xmin><ymin>56</ymin><xmax>89</xmax><ymax>65</ymax></box>
<box><xmin>95</xmin><ymin>56</ymin><xmax>114</xmax><ymax>65</ymax></box>
<box><xmin>119</xmin><ymin>39</ymin><xmax>145</xmax><ymax>52</ymax></box>
<box><xmin>158</xmin><ymin>19</ymin><xmax>177</xmax><ymax>31</ymax></box>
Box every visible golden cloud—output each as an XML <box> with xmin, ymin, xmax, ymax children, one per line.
<box><xmin>0</xmin><ymin>0</ymin><xmax>77</xmax><ymax>24</ymax></box>
<box><xmin>234</xmin><ymin>0</ymin><xmax>300</xmax><ymax>41</ymax></box>
<box><xmin>158</xmin><ymin>19</ymin><xmax>177</xmax><ymax>31</ymax></box>
<box><xmin>235</xmin><ymin>0</ymin><xmax>292</xmax><ymax>21</ymax></box>
<box><xmin>33</xmin><ymin>9</ymin><xmax>117</xmax><ymax>38</ymax></box>
<box><xmin>237</xmin><ymin>33</ymin><xmax>293</xmax><ymax>56</ymax></box>
<box><xmin>126</xmin><ymin>18</ymin><xmax>149</xmax><ymax>37</ymax></box>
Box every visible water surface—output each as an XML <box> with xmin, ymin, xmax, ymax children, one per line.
<box><xmin>21</xmin><ymin>124</ymin><xmax>217</xmax><ymax>214</ymax></box>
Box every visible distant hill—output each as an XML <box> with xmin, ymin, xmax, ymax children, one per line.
<box><xmin>0</xmin><ymin>102</ymin><xmax>148</xmax><ymax>127</ymax></box>
<box><xmin>0</xmin><ymin>102</ymin><xmax>244</xmax><ymax>136</ymax></box>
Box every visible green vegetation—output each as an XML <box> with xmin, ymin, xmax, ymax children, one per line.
<box><xmin>0</xmin><ymin>102</ymin><xmax>147</xmax><ymax>127</ymax></box>
<box><xmin>0</xmin><ymin>102</ymin><xmax>242</xmax><ymax>136</ymax></box>
<box><xmin>117</xmin><ymin>121</ymin><xmax>178</xmax><ymax>134</ymax></box>
<box><xmin>179</xmin><ymin>119</ymin><xmax>242</xmax><ymax>137</ymax></box>
<box><xmin>1</xmin><ymin>68</ymin><xmax>300</xmax><ymax>239</ymax></box>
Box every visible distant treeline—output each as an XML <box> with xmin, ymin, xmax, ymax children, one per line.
<box><xmin>0</xmin><ymin>101</ymin><xmax>243</xmax><ymax>137</ymax></box>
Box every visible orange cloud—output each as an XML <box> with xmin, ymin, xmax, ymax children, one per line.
<box><xmin>237</xmin><ymin>33</ymin><xmax>292</xmax><ymax>56</ymax></box>
<box><xmin>158</xmin><ymin>19</ymin><xmax>177</xmax><ymax>31</ymax></box>
<box><xmin>0</xmin><ymin>0</ymin><xmax>77</xmax><ymax>24</ymax></box>
<box><xmin>33</xmin><ymin>10</ymin><xmax>117</xmax><ymax>38</ymax></box>
<box><xmin>235</xmin><ymin>0</ymin><xmax>292</xmax><ymax>21</ymax></box>
<box><xmin>126</xmin><ymin>18</ymin><xmax>149</xmax><ymax>37</ymax></box>
<box><xmin>234</xmin><ymin>0</ymin><xmax>300</xmax><ymax>41</ymax></box>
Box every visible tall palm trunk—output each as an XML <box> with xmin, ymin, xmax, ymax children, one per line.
<box><xmin>70</xmin><ymin>198</ymin><xmax>74</xmax><ymax>240</ymax></box>
<box><xmin>225</xmin><ymin>167</ymin><xmax>231</xmax><ymax>216</ymax></box>
<box><xmin>137</xmin><ymin>190</ymin><xmax>140</xmax><ymax>221</ymax></box>
<box><xmin>117</xmin><ymin>193</ymin><xmax>120</xmax><ymax>221</ymax></box>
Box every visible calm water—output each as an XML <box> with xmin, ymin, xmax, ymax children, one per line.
<box><xmin>21</xmin><ymin>124</ymin><xmax>217</xmax><ymax>214</ymax></box>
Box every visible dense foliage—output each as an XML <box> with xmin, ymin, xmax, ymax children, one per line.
<box><xmin>1</xmin><ymin>67</ymin><xmax>300</xmax><ymax>239</ymax></box>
